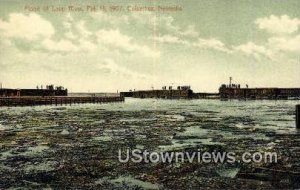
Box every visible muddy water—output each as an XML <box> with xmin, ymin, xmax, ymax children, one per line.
<box><xmin>0</xmin><ymin>98</ymin><xmax>300</xmax><ymax>189</ymax></box>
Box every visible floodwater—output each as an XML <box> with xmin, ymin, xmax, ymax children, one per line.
<box><xmin>0</xmin><ymin>98</ymin><xmax>300</xmax><ymax>189</ymax></box>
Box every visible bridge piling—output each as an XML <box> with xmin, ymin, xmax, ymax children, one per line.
<box><xmin>297</xmin><ymin>105</ymin><xmax>300</xmax><ymax>129</ymax></box>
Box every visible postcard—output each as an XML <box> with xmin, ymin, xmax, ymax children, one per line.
<box><xmin>0</xmin><ymin>0</ymin><xmax>300</xmax><ymax>189</ymax></box>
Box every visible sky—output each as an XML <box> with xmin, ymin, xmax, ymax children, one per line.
<box><xmin>0</xmin><ymin>0</ymin><xmax>300</xmax><ymax>92</ymax></box>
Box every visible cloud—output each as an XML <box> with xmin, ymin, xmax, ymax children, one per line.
<box><xmin>78</xmin><ymin>39</ymin><xmax>97</xmax><ymax>52</ymax></box>
<box><xmin>160</xmin><ymin>16</ymin><xmax>180</xmax><ymax>32</ymax></box>
<box><xmin>0</xmin><ymin>13</ymin><xmax>91</xmax><ymax>53</ymax></box>
<box><xmin>154</xmin><ymin>34</ymin><xmax>232</xmax><ymax>53</ymax></box>
<box><xmin>193</xmin><ymin>38</ymin><xmax>231</xmax><ymax>53</ymax></box>
<box><xmin>0</xmin><ymin>13</ymin><xmax>157</xmax><ymax>56</ymax></box>
<box><xmin>234</xmin><ymin>36</ymin><xmax>300</xmax><ymax>60</ymax></box>
<box><xmin>153</xmin><ymin>33</ymin><xmax>231</xmax><ymax>53</ymax></box>
<box><xmin>65</xmin><ymin>31</ymin><xmax>77</xmax><ymax>40</ymax></box>
<box><xmin>96</xmin><ymin>29</ymin><xmax>160</xmax><ymax>57</ymax></box>
<box><xmin>0</xmin><ymin>13</ymin><xmax>54</xmax><ymax>40</ymax></box>
<box><xmin>156</xmin><ymin>15</ymin><xmax>199</xmax><ymax>38</ymax></box>
<box><xmin>96</xmin><ymin>29</ymin><xmax>131</xmax><ymax>49</ymax></box>
<box><xmin>154</xmin><ymin>34</ymin><xmax>184</xmax><ymax>44</ymax></box>
<box><xmin>63</xmin><ymin>13</ymin><xmax>74</xmax><ymax>30</ymax></box>
<box><xmin>76</xmin><ymin>21</ymin><xmax>92</xmax><ymax>38</ymax></box>
<box><xmin>234</xmin><ymin>42</ymin><xmax>272</xmax><ymax>59</ymax></box>
<box><xmin>179</xmin><ymin>25</ymin><xmax>199</xmax><ymax>37</ymax></box>
<box><xmin>0</xmin><ymin>12</ymin><xmax>156</xmax><ymax>88</ymax></box>
<box><xmin>234</xmin><ymin>15</ymin><xmax>300</xmax><ymax>60</ymax></box>
<box><xmin>268</xmin><ymin>35</ymin><xmax>300</xmax><ymax>53</ymax></box>
<box><xmin>150</xmin><ymin>14</ymin><xmax>232</xmax><ymax>53</ymax></box>
<box><xmin>153</xmin><ymin>14</ymin><xmax>300</xmax><ymax>58</ymax></box>
<box><xmin>97</xmin><ymin>58</ymin><xmax>152</xmax><ymax>79</ymax></box>
<box><xmin>255</xmin><ymin>15</ymin><xmax>300</xmax><ymax>34</ymax></box>
<box><xmin>42</xmin><ymin>39</ymin><xmax>78</xmax><ymax>52</ymax></box>
<box><xmin>41</xmin><ymin>37</ymin><xmax>97</xmax><ymax>53</ymax></box>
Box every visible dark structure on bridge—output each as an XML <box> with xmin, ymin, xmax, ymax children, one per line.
<box><xmin>219</xmin><ymin>86</ymin><xmax>300</xmax><ymax>100</ymax></box>
<box><xmin>120</xmin><ymin>86</ymin><xmax>219</xmax><ymax>99</ymax></box>
<box><xmin>121</xmin><ymin>86</ymin><xmax>193</xmax><ymax>99</ymax></box>
<box><xmin>219</xmin><ymin>78</ymin><xmax>300</xmax><ymax>100</ymax></box>
<box><xmin>0</xmin><ymin>85</ymin><xmax>68</xmax><ymax>97</ymax></box>
<box><xmin>0</xmin><ymin>85</ymin><xmax>125</xmax><ymax>107</ymax></box>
